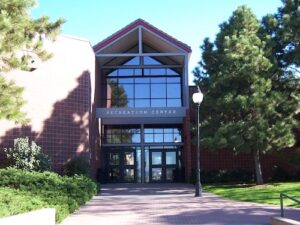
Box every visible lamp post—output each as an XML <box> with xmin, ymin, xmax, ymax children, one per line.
<box><xmin>192</xmin><ymin>87</ymin><xmax>203</xmax><ymax>197</ymax></box>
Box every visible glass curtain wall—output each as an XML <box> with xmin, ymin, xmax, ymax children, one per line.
<box><xmin>102</xmin><ymin>56</ymin><xmax>182</xmax><ymax>108</ymax></box>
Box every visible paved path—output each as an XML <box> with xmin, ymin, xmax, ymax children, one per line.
<box><xmin>61</xmin><ymin>183</ymin><xmax>300</xmax><ymax>225</ymax></box>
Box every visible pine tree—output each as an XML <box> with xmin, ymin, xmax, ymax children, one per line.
<box><xmin>0</xmin><ymin>0</ymin><xmax>64</xmax><ymax>123</ymax></box>
<box><xmin>194</xmin><ymin>6</ymin><xmax>299</xmax><ymax>184</ymax></box>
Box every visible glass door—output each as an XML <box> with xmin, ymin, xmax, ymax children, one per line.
<box><xmin>106</xmin><ymin>148</ymin><xmax>137</xmax><ymax>182</ymax></box>
<box><xmin>165</xmin><ymin>150</ymin><xmax>177</xmax><ymax>182</ymax></box>
<box><xmin>123</xmin><ymin>150</ymin><xmax>136</xmax><ymax>182</ymax></box>
<box><xmin>149</xmin><ymin>148</ymin><xmax>179</xmax><ymax>182</ymax></box>
<box><xmin>105</xmin><ymin>146</ymin><xmax>182</xmax><ymax>183</ymax></box>
<box><xmin>150</xmin><ymin>150</ymin><xmax>163</xmax><ymax>182</ymax></box>
<box><xmin>107</xmin><ymin>151</ymin><xmax>121</xmax><ymax>182</ymax></box>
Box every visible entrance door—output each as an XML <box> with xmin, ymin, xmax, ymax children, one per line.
<box><xmin>149</xmin><ymin>149</ymin><xmax>178</xmax><ymax>182</ymax></box>
<box><xmin>106</xmin><ymin>149</ymin><xmax>136</xmax><ymax>182</ymax></box>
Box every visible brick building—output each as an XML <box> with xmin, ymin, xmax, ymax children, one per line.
<box><xmin>0</xmin><ymin>19</ymin><xmax>298</xmax><ymax>182</ymax></box>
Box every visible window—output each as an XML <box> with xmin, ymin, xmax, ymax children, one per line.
<box><xmin>151</xmin><ymin>84</ymin><xmax>166</xmax><ymax>98</ymax></box>
<box><xmin>124</xmin><ymin>57</ymin><xmax>140</xmax><ymax>65</ymax></box>
<box><xmin>143</xmin><ymin>56</ymin><xmax>161</xmax><ymax>65</ymax></box>
<box><xmin>135</xmin><ymin>84</ymin><xmax>150</xmax><ymax>98</ymax></box>
<box><xmin>103</xmin><ymin>56</ymin><xmax>182</xmax><ymax>108</ymax></box>
<box><xmin>144</xmin><ymin>126</ymin><xmax>182</xmax><ymax>143</ymax></box>
<box><xmin>104</xmin><ymin>126</ymin><xmax>141</xmax><ymax>144</ymax></box>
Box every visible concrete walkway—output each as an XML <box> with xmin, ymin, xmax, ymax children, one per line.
<box><xmin>60</xmin><ymin>183</ymin><xmax>300</xmax><ymax>225</ymax></box>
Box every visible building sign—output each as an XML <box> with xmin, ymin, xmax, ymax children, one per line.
<box><xmin>96</xmin><ymin>107</ymin><xmax>186</xmax><ymax>118</ymax></box>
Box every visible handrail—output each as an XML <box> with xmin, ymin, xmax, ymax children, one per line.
<box><xmin>280</xmin><ymin>193</ymin><xmax>300</xmax><ymax>217</ymax></box>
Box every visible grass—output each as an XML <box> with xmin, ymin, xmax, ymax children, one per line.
<box><xmin>204</xmin><ymin>182</ymin><xmax>300</xmax><ymax>207</ymax></box>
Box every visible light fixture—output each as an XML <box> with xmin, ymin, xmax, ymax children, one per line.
<box><xmin>193</xmin><ymin>87</ymin><xmax>203</xmax><ymax>197</ymax></box>
<box><xmin>192</xmin><ymin>89</ymin><xmax>203</xmax><ymax>105</ymax></box>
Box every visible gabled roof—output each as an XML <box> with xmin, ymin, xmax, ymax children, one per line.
<box><xmin>93</xmin><ymin>18</ymin><xmax>192</xmax><ymax>53</ymax></box>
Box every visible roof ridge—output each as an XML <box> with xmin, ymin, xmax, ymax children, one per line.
<box><xmin>93</xmin><ymin>19</ymin><xmax>140</xmax><ymax>51</ymax></box>
<box><xmin>93</xmin><ymin>18</ymin><xmax>191</xmax><ymax>53</ymax></box>
<box><xmin>137</xmin><ymin>19</ymin><xmax>192</xmax><ymax>53</ymax></box>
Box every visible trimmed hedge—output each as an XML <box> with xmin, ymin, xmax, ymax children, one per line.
<box><xmin>190</xmin><ymin>168</ymin><xmax>254</xmax><ymax>184</ymax></box>
<box><xmin>0</xmin><ymin>187</ymin><xmax>45</xmax><ymax>218</ymax></box>
<box><xmin>0</xmin><ymin>168</ymin><xmax>98</xmax><ymax>222</ymax></box>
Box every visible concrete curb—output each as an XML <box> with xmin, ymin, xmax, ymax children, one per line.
<box><xmin>0</xmin><ymin>208</ymin><xmax>55</xmax><ymax>225</ymax></box>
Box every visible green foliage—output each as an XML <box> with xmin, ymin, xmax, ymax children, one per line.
<box><xmin>261</xmin><ymin>0</ymin><xmax>300</xmax><ymax>69</ymax></box>
<box><xmin>0</xmin><ymin>187</ymin><xmax>45</xmax><ymax>218</ymax></box>
<box><xmin>108</xmin><ymin>79</ymin><xmax>129</xmax><ymax>107</ymax></box>
<box><xmin>194</xmin><ymin>5</ymin><xmax>300</xmax><ymax>184</ymax></box>
<box><xmin>271</xmin><ymin>165</ymin><xmax>292</xmax><ymax>181</ymax></box>
<box><xmin>260</xmin><ymin>0</ymin><xmax>300</xmax><ymax>117</ymax></box>
<box><xmin>289</xmin><ymin>155</ymin><xmax>300</xmax><ymax>167</ymax></box>
<box><xmin>0</xmin><ymin>0</ymin><xmax>64</xmax><ymax>123</ymax></box>
<box><xmin>0</xmin><ymin>0</ymin><xmax>65</xmax><ymax>72</ymax></box>
<box><xmin>4</xmin><ymin>137</ymin><xmax>51</xmax><ymax>171</ymax></box>
<box><xmin>190</xmin><ymin>168</ymin><xmax>254</xmax><ymax>184</ymax></box>
<box><xmin>0</xmin><ymin>168</ymin><xmax>98</xmax><ymax>222</ymax></box>
<box><xmin>64</xmin><ymin>156</ymin><xmax>90</xmax><ymax>177</ymax></box>
<box><xmin>0</xmin><ymin>76</ymin><xmax>27</xmax><ymax>124</ymax></box>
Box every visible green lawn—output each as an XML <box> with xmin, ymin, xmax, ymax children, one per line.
<box><xmin>204</xmin><ymin>182</ymin><xmax>300</xmax><ymax>207</ymax></box>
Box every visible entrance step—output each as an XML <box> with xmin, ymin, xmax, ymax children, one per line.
<box><xmin>271</xmin><ymin>217</ymin><xmax>300</xmax><ymax>225</ymax></box>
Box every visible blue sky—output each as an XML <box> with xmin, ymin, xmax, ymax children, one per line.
<box><xmin>32</xmin><ymin>0</ymin><xmax>282</xmax><ymax>84</ymax></box>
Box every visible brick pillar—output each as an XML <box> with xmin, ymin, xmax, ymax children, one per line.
<box><xmin>183</xmin><ymin>109</ymin><xmax>192</xmax><ymax>182</ymax></box>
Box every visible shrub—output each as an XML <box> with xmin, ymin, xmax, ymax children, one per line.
<box><xmin>4</xmin><ymin>137</ymin><xmax>51</xmax><ymax>171</ymax></box>
<box><xmin>190</xmin><ymin>168</ymin><xmax>254</xmax><ymax>184</ymax></box>
<box><xmin>289</xmin><ymin>155</ymin><xmax>300</xmax><ymax>167</ymax></box>
<box><xmin>64</xmin><ymin>156</ymin><xmax>90</xmax><ymax>177</ymax></box>
<box><xmin>271</xmin><ymin>165</ymin><xmax>291</xmax><ymax>181</ymax></box>
<box><xmin>0</xmin><ymin>168</ymin><xmax>98</xmax><ymax>222</ymax></box>
<box><xmin>0</xmin><ymin>187</ymin><xmax>45</xmax><ymax>218</ymax></box>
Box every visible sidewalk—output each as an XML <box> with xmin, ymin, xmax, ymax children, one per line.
<box><xmin>60</xmin><ymin>183</ymin><xmax>300</xmax><ymax>225</ymax></box>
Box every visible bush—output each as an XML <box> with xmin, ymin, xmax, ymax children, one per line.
<box><xmin>289</xmin><ymin>156</ymin><xmax>300</xmax><ymax>167</ymax></box>
<box><xmin>190</xmin><ymin>168</ymin><xmax>254</xmax><ymax>184</ymax></box>
<box><xmin>4</xmin><ymin>137</ymin><xmax>51</xmax><ymax>171</ymax></box>
<box><xmin>0</xmin><ymin>187</ymin><xmax>45</xmax><ymax>218</ymax></box>
<box><xmin>64</xmin><ymin>156</ymin><xmax>90</xmax><ymax>177</ymax></box>
<box><xmin>0</xmin><ymin>168</ymin><xmax>98</xmax><ymax>222</ymax></box>
<box><xmin>271</xmin><ymin>165</ymin><xmax>291</xmax><ymax>181</ymax></box>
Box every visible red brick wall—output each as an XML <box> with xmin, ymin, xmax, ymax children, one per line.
<box><xmin>90</xmin><ymin>59</ymin><xmax>101</xmax><ymax>178</ymax></box>
<box><xmin>0</xmin><ymin>36</ymin><xmax>95</xmax><ymax>174</ymax></box>
<box><xmin>183</xmin><ymin>110</ymin><xmax>192</xmax><ymax>181</ymax></box>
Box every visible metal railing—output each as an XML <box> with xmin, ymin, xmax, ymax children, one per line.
<box><xmin>280</xmin><ymin>193</ymin><xmax>300</xmax><ymax>217</ymax></box>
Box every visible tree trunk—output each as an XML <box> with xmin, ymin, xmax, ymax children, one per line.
<box><xmin>253</xmin><ymin>149</ymin><xmax>264</xmax><ymax>185</ymax></box>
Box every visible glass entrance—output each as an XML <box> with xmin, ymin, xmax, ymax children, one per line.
<box><xmin>106</xmin><ymin>148</ymin><xmax>137</xmax><ymax>182</ymax></box>
<box><xmin>103</xmin><ymin>125</ymin><xmax>183</xmax><ymax>183</ymax></box>
<box><xmin>149</xmin><ymin>148</ymin><xmax>180</xmax><ymax>182</ymax></box>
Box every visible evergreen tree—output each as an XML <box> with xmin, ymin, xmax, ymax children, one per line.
<box><xmin>0</xmin><ymin>0</ymin><xmax>64</xmax><ymax>123</ymax></box>
<box><xmin>194</xmin><ymin>6</ymin><xmax>299</xmax><ymax>184</ymax></box>
<box><xmin>260</xmin><ymin>0</ymin><xmax>300</xmax><ymax>87</ymax></box>
<box><xmin>261</xmin><ymin>0</ymin><xmax>299</xmax><ymax>67</ymax></box>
